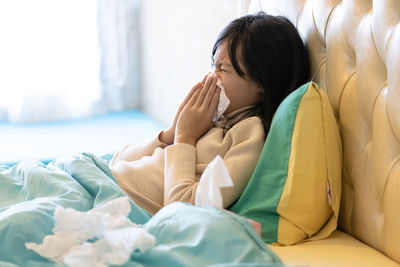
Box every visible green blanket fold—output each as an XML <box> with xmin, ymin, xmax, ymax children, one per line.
<box><xmin>0</xmin><ymin>153</ymin><xmax>283</xmax><ymax>267</ymax></box>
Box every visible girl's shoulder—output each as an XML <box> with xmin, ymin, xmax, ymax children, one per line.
<box><xmin>230</xmin><ymin>115</ymin><xmax>263</xmax><ymax>129</ymax></box>
<box><xmin>227</xmin><ymin>116</ymin><xmax>265</xmax><ymax>142</ymax></box>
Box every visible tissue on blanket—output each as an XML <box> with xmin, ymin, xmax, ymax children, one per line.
<box><xmin>213</xmin><ymin>78</ymin><xmax>230</xmax><ymax>122</ymax></box>
<box><xmin>195</xmin><ymin>155</ymin><xmax>234</xmax><ymax>209</ymax></box>
<box><xmin>25</xmin><ymin>197</ymin><xmax>155</xmax><ymax>267</ymax></box>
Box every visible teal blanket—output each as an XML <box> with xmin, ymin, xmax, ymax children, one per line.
<box><xmin>0</xmin><ymin>153</ymin><xmax>283</xmax><ymax>267</ymax></box>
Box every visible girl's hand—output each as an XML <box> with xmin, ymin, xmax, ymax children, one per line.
<box><xmin>174</xmin><ymin>73</ymin><xmax>221</xmax><ymax>146</ymax></box>
<box><xmin>159</xmin><ymin>74</ymin><xmax>208</xmax><ymax>144</ymax></box>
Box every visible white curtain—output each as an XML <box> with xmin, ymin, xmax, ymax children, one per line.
<box><xmin>94</xmin><ymin>0</ymin><xmax>141</xmax><ymax>114</ymax></box>
<box><xmin>0</xmin><ymin>0</ymin><xmax>141</xmax><ymax>122</ymax></box>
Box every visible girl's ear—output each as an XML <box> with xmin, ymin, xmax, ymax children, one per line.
<box><xmin>257</xmin><ymin>85</ymin><xmax>264</xmax><ymax>93</ymax></box>
<box><xmin>256</xmin><ymin>86</ymin><xmax>264</xmax><ymax>104</ymax></box>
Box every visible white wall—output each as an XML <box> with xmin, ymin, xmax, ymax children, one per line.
<box><xmin>139</xmin><ymin>0</ymin><xmax>243</xmax><ymax>126</ymax></box>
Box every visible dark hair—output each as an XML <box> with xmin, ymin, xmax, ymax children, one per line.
<box><xmin>212</xmin><ymin>11</ymin><xmax>310</xmax><ymax>135</ymax></box>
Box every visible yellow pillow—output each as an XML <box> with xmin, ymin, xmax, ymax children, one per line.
<box><xmin>230</xmin><ymin>82</ymin><xmax>342</xmax><ymax>245</ymax></box>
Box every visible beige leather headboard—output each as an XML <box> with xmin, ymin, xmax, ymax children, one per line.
<box><xmin>247</xmin><ymin>0</ymin><xmax>400</xmax><ymax>263</ymax></box>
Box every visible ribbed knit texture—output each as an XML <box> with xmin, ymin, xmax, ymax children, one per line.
<box><xmin>109</xmin><ymin>116</ymin><xmax>265</xmax><ymax>215</ymax></box>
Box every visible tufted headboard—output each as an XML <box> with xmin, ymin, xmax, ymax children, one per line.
<box><xmin>246</xmin><ymin>0</ymin><xmax>400</xmax><ymax>263</ymax></box>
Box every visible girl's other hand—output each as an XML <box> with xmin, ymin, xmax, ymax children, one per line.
<box><xmin>174</xmin><ymin>73</ymin><xmax>221</xmax><ymax>146</ymax></box>
<box><xmin>159</xmin><ymin>74</ymin><xmax>208</xmax><ymax>144</ymax></box>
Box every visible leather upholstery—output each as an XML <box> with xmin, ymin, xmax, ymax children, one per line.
<box><xmin>247</xmin><ymin>0</ymin><xmax>400</xmax><ymax>264</ymax></box>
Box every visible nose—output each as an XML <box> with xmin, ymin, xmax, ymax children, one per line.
<box><xmin>210</xmin><ymin>71</ymin><xmax>219</xmax><ymax>80</ymax></box>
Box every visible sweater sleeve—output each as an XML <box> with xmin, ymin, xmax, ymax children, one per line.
<box><xmin>220</xmin><ymin>118</ymin><xmax>265</xmax><ymax>208</ymax></box>
<box><xmin>163</xmin><ymin>143</ymin><xmax>197</xmax><ymax>206</ymax></box>
<box><xmin>109</xmin><ymin>131</ymin><xmax>168</xmax><ymax>167</ymax></box>
<box><xmin>163</xmin><ymin>117</ymin><xmax>265</xmax><ymax>208</ymax></box>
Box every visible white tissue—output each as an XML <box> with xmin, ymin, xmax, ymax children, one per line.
<box><xmin>213</xmin><ymin>78</ymin><xmax>230</xmax><ymax>122</ymax></box>
<box><xmin>25</xmin><ymin>197</ymin><xmax>155</xmax><ymax>267</ymax></box>
<box><xmin>195</xmin><ymin>155</ymin><xmax>234</xmax><ymax>209</ymax></box>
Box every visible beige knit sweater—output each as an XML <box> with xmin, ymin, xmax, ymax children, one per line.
<box><xmin>109</xmin><ymin>116</ymin><xmax>265</xmax><ymax>215</ymax></box>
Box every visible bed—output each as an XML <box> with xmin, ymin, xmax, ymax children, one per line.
<box><xmin>2</xmin><ymin>0</ymin><xmax>400</xmax><ymax>266</ymax></box>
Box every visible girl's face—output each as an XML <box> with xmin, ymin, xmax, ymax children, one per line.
<box><xmin>213</xmin><ymin>41</ymin><xmax>262</xmax><ymax>114</ymax></box>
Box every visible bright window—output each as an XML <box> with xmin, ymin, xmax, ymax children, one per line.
<box><xmin>0</xmin><ymin>0</ymin><xmax>100</xmax><ymax>121</ymax></box>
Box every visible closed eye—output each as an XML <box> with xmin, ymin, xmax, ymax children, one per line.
<box><xmin>212</xmin><ymin>61</ymin><xmax>232</xmax><ymax>73</ymax></box>
<box><xmin>215</xmin><ymin>65</ymin><xmax>230</xmax><ymax>73</ymax></box>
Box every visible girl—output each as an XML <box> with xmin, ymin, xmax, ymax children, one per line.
<box><xmin>109</xmin><ymin>11</ymin><xmax>310</xmax><ymax>215</ymax></box>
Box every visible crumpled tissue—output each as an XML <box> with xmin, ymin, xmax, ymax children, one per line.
<box><xmin>25</xmin><ymin>197</ymin><xmax>155</xmax><ymax>267</ymax></box>
<box><xmin>195</xmin><ymin>155</ymin><xmax>234</xmax><ymax>209</ymax></box>
<box><xmin>213</xmin><ymin>78</ymin><xmax>230</xmax><ymax>122</ymax></box>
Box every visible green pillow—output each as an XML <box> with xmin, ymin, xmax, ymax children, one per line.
<box><xmin>230</xmin><ymin>82</ymin><xmax>342</xmax><ymax>245</ymax></box>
